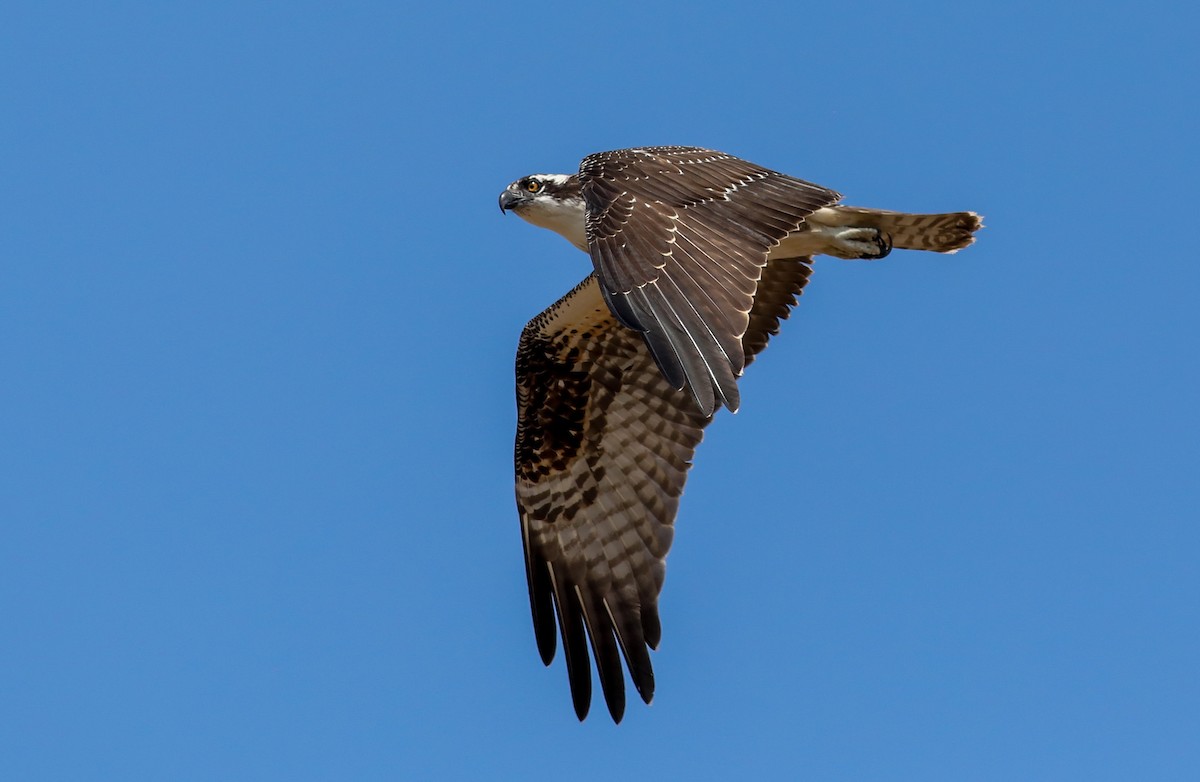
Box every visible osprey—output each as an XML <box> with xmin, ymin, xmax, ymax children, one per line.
<box><xmin>499</xmin><ymin>146</ymin><xmax>981</xmax><ymax>723</ymax></box>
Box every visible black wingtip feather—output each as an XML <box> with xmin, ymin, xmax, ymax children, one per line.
<box><xmin>523</xmin><ymin>524</ymin><xmax>559</xmax><ymax>666</ymax></box>
<box><xmin>581</xmin><ymin>599</ymin><xmax>627</xmax><ymax>723</ymax></box>
<box><xmin>546</xmin><ymin>565</ymin><xmax>593</xmax><ymax>721</ymax></box>
<box><xmin>642</xmin><ymin>604</ymin><xmax>662</xmax><ymax>650</ymax></box>
<box><xmin>611</xmin><ymin>605</ymin><xmax>656</xmax><ymax>705</ymax></box>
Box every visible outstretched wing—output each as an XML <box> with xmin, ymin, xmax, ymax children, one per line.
<box><xmin>515</xmin><ymin>256</ymin><xmax>815</xmax><ymax>722</ymax></box>
<box><xmin>579</xmin><ymin>146</ymin><xmax>840</xmax><ymax>417</ymax></box>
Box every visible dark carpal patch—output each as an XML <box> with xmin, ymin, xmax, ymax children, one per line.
<box><xmin>514</xmin><ymin>335</ymin><xmax>592</xmax><ymax>483</ymax></box>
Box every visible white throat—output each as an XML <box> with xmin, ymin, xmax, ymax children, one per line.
<box><xmin>515</xmin><ymin>179</ymin><xmax>589</xmax><ymax>252</ymax></box>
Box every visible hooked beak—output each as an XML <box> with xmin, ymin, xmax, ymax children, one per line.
<box><xmin>498</xmin><ymin>188</ymin><xmax>528</xmax><ymax>214</ymax></box>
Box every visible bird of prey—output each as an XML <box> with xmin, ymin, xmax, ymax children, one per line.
<box><xmin>499</xmin><ymin>146</ymin><xmax>981</xmax><ymax>723</ymax></box>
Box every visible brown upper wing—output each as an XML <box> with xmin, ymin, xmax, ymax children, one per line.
<box><xmin>579</xmin><ymin>146</ymin><xmax>840</xmax><ymax>417</ymax></box>
<box><xmin>515</xmin><ymin>256</ymin><xmax>815</xmax><ymax>723</ymax></box>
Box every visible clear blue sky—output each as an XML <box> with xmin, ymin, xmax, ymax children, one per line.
<box><xmin>2</xmin><ymin>1</ymin><xmax>1197</xmax><ymax>779</ymax></box>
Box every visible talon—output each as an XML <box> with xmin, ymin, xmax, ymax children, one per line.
<box><xmin>868</xmin><ymin>231</ymin><xmax>893</xmax><ymax>260</ymax></box>
<box><xmin>831</xmin><ymin>227</ymin><xmax>892</xmax><ymax>260</ymax></box>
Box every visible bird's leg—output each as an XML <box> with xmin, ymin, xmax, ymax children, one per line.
<box><xmin>791</xmin><ymin>206</ymin><xmax>894</xmax><ymax>260</ymax></box>
<box><xmin>771</xmin><ymin>214</ymin><xmax>893</xmax><ymax>261</ymax></box>
<box><xmin>820</xmin><ymin>226</ymin><xmax>892</xmax><ymax>260</ymax></box>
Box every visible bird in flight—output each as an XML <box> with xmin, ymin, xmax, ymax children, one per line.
<box><xmin>499</xmin><ymin>146</ymin><xmax>981</xmax><ymax>723</ymax></box>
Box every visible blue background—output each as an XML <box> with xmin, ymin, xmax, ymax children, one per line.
<box><xmin>2</xmin><ymin>1</ymin><xmax>1197</xmax><ymax>779</ymax></box>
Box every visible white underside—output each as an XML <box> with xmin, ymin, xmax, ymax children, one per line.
<box><xmin>515</xmin><ymin>196</ymin><xmax>589</xmax><ymax>252</ymax></box>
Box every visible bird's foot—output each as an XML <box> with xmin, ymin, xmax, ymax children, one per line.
<box><xmin>827</xmin><ymin>227</ymin><xmax>892</xmax><ymax>260</ymax></box>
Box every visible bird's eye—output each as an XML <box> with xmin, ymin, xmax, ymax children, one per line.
<box><xmin>525</xmin><ymin>178</ymin><xmax>542</xmax><ymax>193</ymax></box>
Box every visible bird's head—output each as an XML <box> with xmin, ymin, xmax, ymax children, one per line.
<box><xmin>499</xmin><ymin>173</ymin><xmax>589</xmax><ymax>251</ymax></box>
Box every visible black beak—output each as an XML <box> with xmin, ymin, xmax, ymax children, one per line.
<box><xmin>498</xmin><ymin>189</ymin><xmax>526</xmax><ymax>214</ymax></box>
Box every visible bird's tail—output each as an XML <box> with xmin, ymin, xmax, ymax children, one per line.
<box><xmin>812</xmin><ymin>206</ymin><xmax>983</xmax><ymax>254</ymax></box>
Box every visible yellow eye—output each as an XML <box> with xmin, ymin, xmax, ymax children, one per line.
<box><xmin>525</xmin><ymin>178</ymin><xmax>541</xmax><ymax>193</ymax></box>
